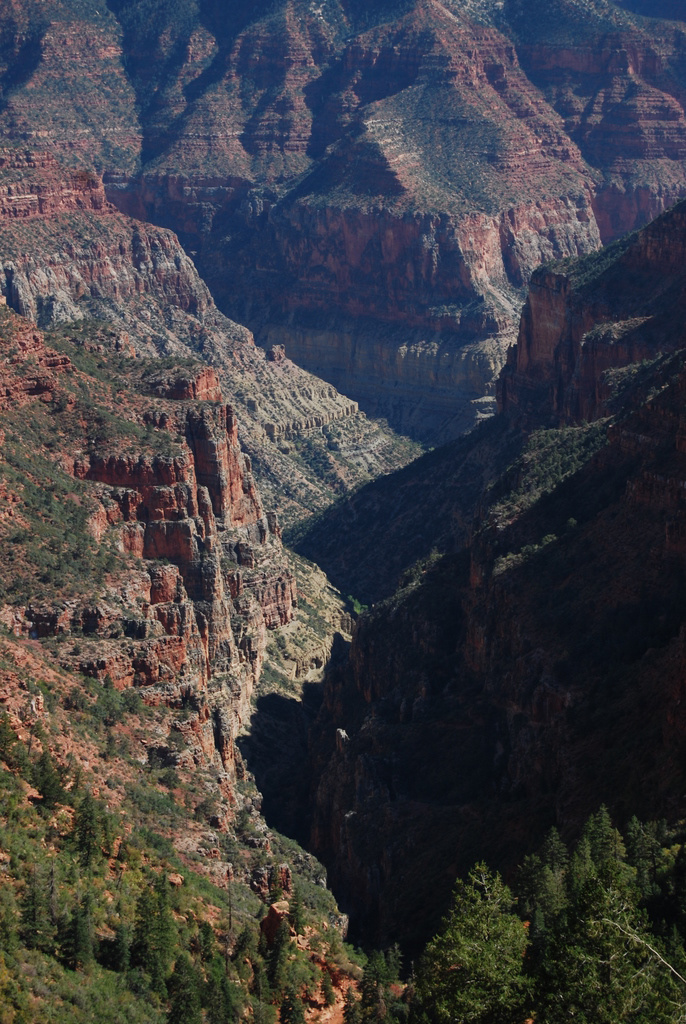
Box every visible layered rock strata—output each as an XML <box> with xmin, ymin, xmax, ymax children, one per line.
<box><xmin>305</xmin><ymin>201</ymin><xmax>686</xmax><ymax>952</ymax></box>
<box><xmin>0</xmin><ymin>149</ymin><xmax>417</xmax><ymax>524</ymax></box>
<box><xmin>498</xmin><ymin>198</ymin><xmax>686</xmax><ymax>424</ymax></box>
<box><xmin>5</xmin><ymin>1</ymin><xmax>686</xmax><ymax>438</ymax></box>
<box><xmin>0</xmin><ymin>306</ymin><xmax>295</xmax><ymax>790</ymax></box>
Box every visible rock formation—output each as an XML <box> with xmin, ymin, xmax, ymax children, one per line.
<box><xmin>0</xmin><ymin>302</ymin><xmax>294</xmax><ymax>794</ymax></box>
<box><xmin>2</xmin><ymin>1</ymin><xmax>686</xmax><ymax>438</ymax></box>
<box><xmin>498</xmin><ymin>198</ymin><xmax>686</xmax><ymax>423</ymax></box>
<box><xmin>305</xmin><ymin>197</ymin><xmax>686</xmax><ymax>954</ymax></box>
<box><xmin>0</xmin><ymin>149</ymin><xmax>418</xmax><ymax>525</ymax></box>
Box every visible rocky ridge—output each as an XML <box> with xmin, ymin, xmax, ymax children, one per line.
<box><xmin>498</xmin><ymin>197</ymin><xmax>686</xmax><ymax>423</ymax></box>
<box><xmin>3</xmin><ymin>1</ymin><xmax>686</xmax><ymax>439</ymax></box>
<box><xmin>0</xmin><ymin>149</ymin><xmax>420</xmax><ymax>524</ymax></box>
<box><xmin>99</xmin><ymin>0</ymin><xmax>686</xmax><ymax>439</ymax></box>
<box><xmin>0</xmin><ymin>306</ymin><xmax>293</xmax><ymax>804</ymax></box>
<box><xmin>302</xmin><ymin>197</ymin><xmax>686</xmax><ymax>953</ymax></box>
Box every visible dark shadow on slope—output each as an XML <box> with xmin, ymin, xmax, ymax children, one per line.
<box><xmin>237</xmin><ymin>688</ymin><xmax>316</xmax><ymax>845</ymax></box>
<box><xmin>286</xmin><ymin>414</ymin><xmax>518</xmax><ymax>606</ymax></box>
<box><xmin>614</xmin><ymin>0</ymin><xmax>686</xmax><ymax>18</ymax></box>
<box><xmin>185</xmin><ymin>0</ymin><xmax>287</xmax><ymax>105</ymax></box>
<box><xmin>0</xmin><ymin>26</ymin><xmax>44</xmax><ymax>113</ymax></box>
<box><xmin>237</xmin><ymin>634</ymin><xmax>351</xmax><ymax>846</ymax></box>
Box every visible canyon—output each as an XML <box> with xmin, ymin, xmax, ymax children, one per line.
<box><xmin>0</xmin><ymin>301</ymin><xmax>293</xmax><ymax>810</ymax></box>
<box><xmin>2</xmin><ymin>0</ymin><xmax>686</xmax><ymax>439</ymax></box>
<box><xmin>2</xmin><ymin>2</ymin><xmax>686</xmax><ymax>1014</ymax></box>
<box><xmin>296</xmin><ymin>197</ymin><xmax>686</xmax><ymax>953</ymax></box>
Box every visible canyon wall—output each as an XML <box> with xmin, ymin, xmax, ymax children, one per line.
<box><xmin>304</xmin><ymin>196</ymin><xmax>686</xmax><ymax>953</ymax></box>
<box><xmin>498</xmin><ymin>198</ymin><xmax>686</xmax><ymax>423</ymax></box>
<box><xmin>0</xmin><ymin>149</ymin><xmax>416</xmax><ymax>525</ymax></box>
<box><xmin>0</xmin><ymin>305</ymin><xmax>295</xmax><ymax>795</ymax></box>
<box><xmin>3</xmin><ymin>0</ymin><xmax>686</xmax><ymax>439</ymax></box>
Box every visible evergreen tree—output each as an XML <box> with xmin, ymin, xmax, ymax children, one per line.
<box><xmin>267</xmin><ymin>919</ymin><xmax>291</xmax><ymax>992</ymax></box>
<box><xmin>73</xmin><ymin>789</ymin><xmax>101</xmax><ymax>868</ymax></box>
<box><xmin>536</xmin><ymin>870</ymin><xmax>682</xmax><ymax>1023</ymax></box>
<box><xmin>344</xmin><ymin>987</ymin><xmax>362</xmax><ymax>1024</ymax></box>
<box><xmin>517</xmin><ymin>852</ymin><xmax>544</xmax><ymax>919</ymax></box>
<box><xmin>131</xmin><ymin>874</ymin><xmax>176</xmax><ymax>994</ymax></box>
<box><xmin>112</xmin><ymin>919</ymin><xmax>131</xmax><ymax>973</ymax></box>
<box><xmin>568</xmin><ymin>836</ymin><xmax>596</xmax><ymax>896</ymax></box>
<box><xmin>626</xmin><ymin>816</ymin><xmax>663</xmax><ymax>901</ymax></box>
<box><xmin>0</xmin><ymin>713</ymin><xmax>17</xmax><ymax>763</ymax></box>
<box><xmin>252</xmin><ymin>955</ymin><xmax>272</xmax><ymax>1006</ymax></box>
<box><xmin>20</xmin><ymin>861</ymin><xmax>54</xmax><ymax>953</ymax></box>
<box><xmin>410</xmin><ymin>863</ymin><xmax>529</xmax><ymax>1024</ymax></box>
<box><xmin>167</xmin><ymin>953</ymin><xmax>202</xmax><ymax>1024</ymax></box>
<box><xmin>322</xmin><ymin>969</ymin><xmax>336</xmax><ymax>1006</ymax></box>
<box><xmin>0</xmin><ymin>885</ymin><xmax>18</xmax><ymax>954</ymax></box>
<box><xmin>582</xmin><ymin>806</ymin><xmax>626</xmax><ymax>869</ymax></box>
<box><xmin>33</xmin><ymin>749</ymin><xmax>64</xmax><ymax>810</ymax></box>
<box><xmin>198</xmin><ymin>919</ymin><xmax>216</xmax><ymax>963</ymax></box>
<box><xmin>63</xmin><ymin>890</ymin><xmax>94</xmax><ymax>970</ymax></box>
<box><xmin>252</xmin><ymin>963</ymin><xmax>275</xmax><ymax>1024</ymax></box>
<box><xmin>96</xmin><ymin>675</ymin><xmax>123</xmax><ymax>727</ymax></box>
<box><xmin>206</xmin><ymin>956</ymin><xmax>239</xmax><ymax>1024</ymax></box>
<box><xmin>233</xmin><ymin>924</ymin><xmax>259</xmax><ymax>985</ymax></box>
<box><xmin>280</xmin><ymin>987</ymin><xmax>306</xmax><ymax>1024</ymax></box>
<box><xmin>289</xmin><ymin>885</ymin><xmax>305</xmax><ymax>935</ymax></box>
<box><xmin>541</xmin><ymin>827</ymin><xmax>569</xmax><ymax>873</ymax></box>
<box><xmin>385</xmin><ymin>944</ymin><xmax>402</xmax><ymax>983</ymax></box>
<box><xmin>361</xmin><ymin>952</ymin><xmax>388</xmax><ymax>1023</ymax></box>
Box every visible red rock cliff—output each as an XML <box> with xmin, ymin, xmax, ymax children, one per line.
<box><xmin>498</xmin><ymin>199</ymin><xmax>686</xmax><ymax>424</ymax></box>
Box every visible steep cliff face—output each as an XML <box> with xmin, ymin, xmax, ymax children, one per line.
<box><xmin>111</xmin><ymin>0</ymin><xmax>604</xmax><ymax>438</ymax></box>
<box><xmin>99</xmin><ymin>0</ymin><xmax>686</xmax><ymax>439</ymax></box>
<box><xmin>3</xmin><ymin>0</ymin><xmax>684</xmax><ymax>439</ymax></box>
<box><xmin>506</xmin><ymin>0</ymin><xmax>686</xmax><ymax>239</ymax></box>
<box><xmin>0</xmin><ymin>151</ymin><xmax>108</xmax><ymax>220</ymax></box>
<box><xmin>0</xmin><ymin>306</ymin><xmax>296</xmax><ymax>791</ymax></box>
<box><xmin>0</xmin><ymin>150</ymin><xmax>419</xmax><ymax>524</ymax></box>
<box><xmin>306</xmin><ymin>203</ymin><xmax>686</xmax><ymax>952</ymax></box>
<box><xmin>498</xmin><ymin>198</ymin><xmax>686</xmax><ymax>423</ymax></box>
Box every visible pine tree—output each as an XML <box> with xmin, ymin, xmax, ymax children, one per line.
<box><xmin>167</xmin><ymin>953</ymin><xmax>202</xmax><ymax>1024</ymax></box>
<box><xmin>536</xmin><ymin>870</ymin><xmax>682</xmax><ymax>1024</ymax></box>
<box><xmin>385</xmin><ymin>944</ymin><xmax>402</xmax><ymax>983</ymax></box>
<box><xmin>33</xmin><ymin>749</ymin><xmax>64</xmax><ymax>810</ymax></box>
<box><xmin>289</xmin><ymin>885</ymin><xmax>305</xmax><ymax>935</ymax></box>
<box><xmin>131</xmin><ymin>874</ymin><xmax>176</xmax><ymax>994</ymax></box>
<box><xmin>322</xmin><ymin>969</ymin><xmax>336</xmax><ymax>1006</ymax></box>
<box><xmin>63</xmin><ymin>890</ymin><xmax>94</xmax><ymax>970</ymax></box>
<box><xmin>0</xmin><ymin>712</ymin><xmax>17</xmax><ymax>763</ymax></box>
<box><xmin>112</xmin><ymin>919</ymin><xmax>131</xmax><ymax>972</ymax></box>
<box><xmin>20</xmin><ymin>862</ymin><xmax>54</xmax><ymax>953</ymax></box>
<box><xmin>73</xmin><ymin>790</ymin><xmax>101</xmax><ymax>868</ymax></box>
<box><xmin>541</xmin><ymin>828</ymin><xmax>569</xmax><ymax>873</ymax></box>
<box><xmin>343</xmin><ymin>986</ymin><xmax>362</xmax><ymax>1024</ymax></box>
<box><xmin>198</xmin><ymin>919</ymin><xmax>215</xmax><ymax>963</ymax></box>
<box><xmin>360</xmin><ymin>953</ymin><xmax>388</xmax><ymax>1024</ymax></box>
<box><xmin>206</xmin><ymin>957</ymin><xmax>239</xmax><ymax>1024</ymax></box>
<box><xmin>280</xmin><ymin>987</ymin><xmax>306</xmax><ymax>1024</ymax></box>
<box><xmin>0</xmin><ymin>885</ymin><xmax>18</xmax><ymax>954</ymax></box>
<box><xmin>252</xmin><ymin>964</ymin><xmax>275</xmax><ymax>1024</ymax></box>
<box><xmin>582</xmin><ymin>806</ymin><xmax>626</xmax><ymax>869</ymax></box>
<box><xmin>267</xmin><ymin>919</ymin><xmax>291</xmax><ymax>992</ymax></box>
<box><xmin>626</xmin><ymin>816</ymin><xmax>663</xmax><ymax>901</ymax></box>
<box><xmin>410</xmin><ymin>863</ymin><xmax>529</xmax><ymax>1024</ymax></box>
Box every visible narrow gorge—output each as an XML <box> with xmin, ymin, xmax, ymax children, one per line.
<box><xmin>3</xmin><ymin>2</ymin><xmax>686</xmax><ymax>1021</ymax></box>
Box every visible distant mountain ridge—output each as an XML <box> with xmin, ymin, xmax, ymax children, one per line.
<box><xmin>3</xmin><ymin>0</ymin><xmax>686</xmax><ymax>438</ymax></box>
